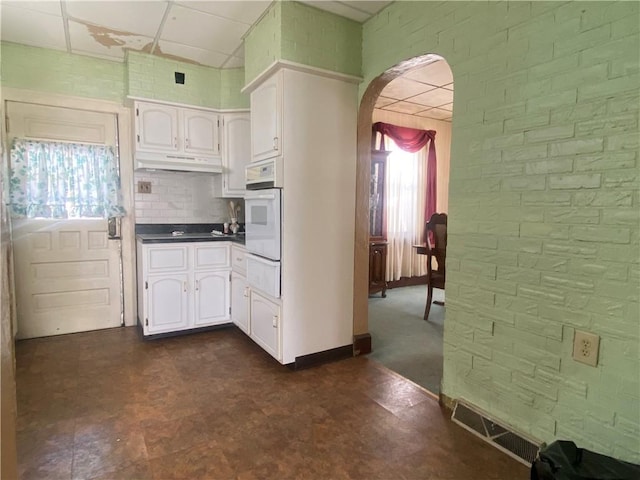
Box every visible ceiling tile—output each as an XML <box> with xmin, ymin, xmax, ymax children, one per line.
<box><xmin>404</xmin><ymin>60</ymin><xmax>453</xmax><ymax>87</ymax></box>
<box><xmin>381</xmin><ymin>77</ymin><xmax>436</xmax><ymax>101</ymax></box>
<box><xmin>65</xmin><ymin>1</ymin><xmax>168</xmax><ymax>38</ymax></box>
<box><xmin>416</xmin><ymin>108</ymin><xmax>452</xmax><ymax>121</ymax></box>
<box><xmin>2</xmin><ymin>1</ymin><xmax>61</xmax><ymax>16</ymax></box>
<box><xmin>176</xmin><ymin>1</ymin><xmax>270</xmax><ymax>25</ymax></box>
<box><xmin>68</xmin><ymin>20</ymin><xmax>153</xmax><ymax>61</ymax></box>
<box><xmin>161</xmin><ymin>4</ymin><xmax>247</xmax><ymax>55</ymax></box>
<box><xmin>382</xmin><ymin>101</ymin><xmax>428</xmax><ymax>115</ymax></box>
<box><xmin>375</xmin><ymin>96</ymin><xmax>396</xmax><ymax>108</ymax></box>
<box><xmin>156</xmin><ymin>40</ymin><xmax>230</xmax><ymax>68</ymax></box>
<box><xmin>0</xmin><ymin>4</ymin><xmax>67</xmax><ymax>51</ymax></box>
<box><xmin>407</xmin><ymin>88</ymin><xmax>454</xmax><ymax>108</ymax></box>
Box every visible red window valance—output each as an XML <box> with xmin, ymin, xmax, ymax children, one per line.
<box><xmin>372</xmin><ymin>122</ymin><xmax>438</xmax><ymax>227</ymax></box>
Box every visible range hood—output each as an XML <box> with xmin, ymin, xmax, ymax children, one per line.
<box><xmin>134</xmin><ymin>151</ymin><xmax>223</xmax><ymax>174</ymax></box>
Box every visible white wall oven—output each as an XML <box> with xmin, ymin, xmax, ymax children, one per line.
<box><xmin>244</xmin><ymin>188</ymin><xmax>282</xmax><ymax>299</ymax></box>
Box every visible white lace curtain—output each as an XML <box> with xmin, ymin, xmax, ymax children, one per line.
<box><xmin>8</xmin><ymin>138</ymin><xmax>125</xmax><ymax>219</ymax></box>
<box><xmin>385</xmin><ymin>140</ymin><xmax>428</xmax><ymax>281</ymax></box>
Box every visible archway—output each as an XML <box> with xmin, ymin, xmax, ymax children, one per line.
<box><xmin>353</xmin><ymin>54</ymin><xmax>453</xmax><ymax>374</ymax></box>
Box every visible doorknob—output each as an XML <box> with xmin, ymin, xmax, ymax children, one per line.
<box><xmin>108</xmin><ymin>217</ymin><xmax>121</xmax><ymax>240</ymax></box>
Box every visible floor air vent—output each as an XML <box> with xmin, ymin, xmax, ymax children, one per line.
<box><xmin>452</xmin><ymin>401</ymin><xmax>540</xmax><ymax>466</ymax></box>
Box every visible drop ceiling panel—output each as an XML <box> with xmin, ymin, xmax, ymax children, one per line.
<box><xmin>2</xmin><ymin>1</ymin><xmax>62</xmax><ymax>16</ymax></box>
<box><xmin>404</xmin><ymin>60</ymin><xmax>453</xmax><ymax>87</ymax></box>
<box><xmin>68</xmin><ymin>20</ymin><xmax>153</xmax><ymax>61</ymax></box>
<box><xmin>383</xmin><ymin>77</ymin><xmax>436</xmax><ymax>100</ymax></box>
<box><xmin>0</xmin><ymin>4</ymin><xmax>67</xmax><ymax>51</ymax></box>
<box><xmin>65</xmin><ymin>1</ymin><xmax>168</xmax><ymax>38</ymax></box>
<box><xmin>375</xmin><ymin>96</ymin><xmax>396</xmax><ymax>108</ymax></box>
<box><xmin>417</xmin><ymin>108</ymin><xmax>452</xmax><ymax>121</ymax></box>
<box><xmin>382</xmin><ymin>101</ymin><xmax>428</xmax><ymax>115</ymax></box>
<box><xmin>408</xmin><ymin>88</ymin><xmax>454</xmax><ymax>108</ymax></box>
<box><xmin>156</xmin><ymin>40</ymin><xmax>230</xmax><ymax>68</ymax></box>
<box><xmin>161</xmin><ymin>4</ymin><xmax>247</xmax><ymax>55</ymax></box>
<box><xmin>299</xmin><ymin>1</ymin><xmax>370</xmax><ymax>22</ymax></box>
<box><xmin>176</xmin><ymin>1</ymin><xmax>271</xmax><ymax>25</ymax></box>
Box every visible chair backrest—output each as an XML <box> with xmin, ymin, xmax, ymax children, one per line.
<box><xmin>425</xmin><ymin>213</ymin><xmax>447</xmax><ymax>275</ymax></box>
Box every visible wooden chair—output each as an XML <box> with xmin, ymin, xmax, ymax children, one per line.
<box><xmin>423</xmin><ymin>213</ymin><xmax>447</xmax><ymax>320</ymax></box>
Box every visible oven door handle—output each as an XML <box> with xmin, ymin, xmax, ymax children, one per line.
<box><xmin>247</xmin><ymin>193</ymin><xmax>276</xmax><ymax>200</ymax></box>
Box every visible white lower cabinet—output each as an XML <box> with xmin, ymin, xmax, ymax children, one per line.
<box><xmin>137</xmin><ymin>241</ymin><xmax>231</xmax><ymax>336</ymax></box>
<box><xmin>194</xmin><ymin>271</ymin><xmax>230</xmax><ymax>326</ymax></box>
<box><xmin>231</xmin><ymin>271</ymin><xmax>249</xmax><ymax>334</ymax></box>
<box><xmin>249</xmin><ymin>290</ymin><xmax>281</xmax><ymax>361</ymax></box>
<box><xmin>146</xmin><ymin>274</ymin><xmax>189</xmax><ymax>334</ymax></box>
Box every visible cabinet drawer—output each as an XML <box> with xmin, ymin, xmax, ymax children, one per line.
<box><xmin>194</xmin><ymin>244</ymin><xmax>230</xmax><ymax>270</ymax></box>
<box><xmin>146</xmin><ymin>246</ymin><xmax>189</xmax><ymax>273</ymax></box>
<box><xmin>231</xmin><ymin>245</ymin><xmax>247</xmax><ymax>275</ymax></box>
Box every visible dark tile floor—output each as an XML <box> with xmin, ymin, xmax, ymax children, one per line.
<box><xmin>15</xmin><ymin>326</ymin><xmax>529</xmax><ymax>480</ymax></box>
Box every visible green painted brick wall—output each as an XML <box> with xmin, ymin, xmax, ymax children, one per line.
<box><xmin>244</xmin><ymin>1</ymin><xmax>361</xmax><ymax>85</ymax></box>
<box><xmin>363</xmin><ymin>0</ymin><xmax>639</xmax><ymax>462</ymax></box>
<box><xmin>0</xmin><ymin>45</ymin><xmax>248</xmax><ymax>109</ymax></box>
<box><xmin>280</xmin><ymin>1</ymin><xmax>361</xmax><ymax>77</ymax></box>
<box><xmin>220</xmin><ymin>68</ymin><xmax>249</xmax><ymax>109</ymax></box>
<box><xmin>0</xmin><ymin>42</ymin><xmax>125</xmax><ymax>103</ymax></box>
<box><xmin>244</xmin><ymin>1</ymin><xmax>282</xmax><ymax>85</ymax></box>
<box><xmin>126</xmin><ymin>51</ymin><xmax>223</xmax><ymax>108</ymax></box>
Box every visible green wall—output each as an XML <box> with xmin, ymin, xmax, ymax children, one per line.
<box><xmin>0</xmin><ymin>43</ymin><xmax>125</xmax><ymax>103</ymax></box>
<box><xmin>1</xmin><ymin>44</ymin><xmax>248</xmax><ymax>109</ymax></box>
<box><xmin>363</xmin><ymin>0</ymin><xmax>639</xmax><ymax>461</ymax></box>
<box><xmin>244</xmin><ymin>1</ymin><xmax>361</xmax><ymax>85</ymax></box>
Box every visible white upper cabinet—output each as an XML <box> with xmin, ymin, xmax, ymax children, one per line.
<box><xmin>250</xmin><ymin>72</ymin><xmax>282</xmax><ymax>162</ymax></box>
<box><xmin>133</xmin><ymin>100</ymin><xmax>223</xmax><ymax>173</ymax></box>
<box><xmin>136</xmin><ymin>103</ymin><xmax>179</xmax><ymax>153</ymax></box>
<box><xmin>183</xmin><ymin>110</ymin><xmax>220</xmax><ymax>156</ymax></box>
<box><xmin>220</xmin><ymin>113</ymin><xmax>251</xmax><ymax>197</ymax></box>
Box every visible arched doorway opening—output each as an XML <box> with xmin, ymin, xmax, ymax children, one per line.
<box><xmin>354</xmin><ymin>54</ymin><xmax>453</xmax><ymax>396</ymax></box>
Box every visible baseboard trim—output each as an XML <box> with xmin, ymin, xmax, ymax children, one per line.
<box><xmin>387</xmin><ymin>276</ymin><xmax>427</xmax><ymax>289</ymax></box>
<box><xmin>353</xmin><ymin>333</ymin><xmax>372</xmax><ymax>355</ymax></box>
<box><xmin>293</xmin><ymin>344</ymin><xmax>353</xmax><ymax>370</ymax></box>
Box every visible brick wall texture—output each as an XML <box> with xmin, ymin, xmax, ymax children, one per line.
<box><xmin>363</xmin><ymin>1</ymin><xmax>639</xmax><ymax>461</ymax></box>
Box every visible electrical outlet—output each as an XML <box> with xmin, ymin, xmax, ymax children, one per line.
<box><xmin>137</xmin><ymin>181</ymin><xmax>152</xmax><ymax>194</ymax></box>
<box><xmin>573</xmin><ymin>330</ymin><xmax>600</xmax><ymax>367</ymax></box>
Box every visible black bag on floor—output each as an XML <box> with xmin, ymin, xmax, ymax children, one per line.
<box><xmin>531</xmin><ymin>440</ymin><xmax>640</xmax><ymax>480</ymax></box>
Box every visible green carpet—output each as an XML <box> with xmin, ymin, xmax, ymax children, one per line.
<box><xmin>368</xmin><ymin>284</ymin><xmax>444</xmax><ymax>395</ymax></box>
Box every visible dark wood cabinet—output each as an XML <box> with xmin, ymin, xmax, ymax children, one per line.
<box><xmin>369</xmin><ymin>241</ymin><xmax>388</xmax><ymax>297</ymax></box>
<box><xmin>369</xmin><ymin>150</ymin><xmax>389</xmax><ymax>297</ymax></box>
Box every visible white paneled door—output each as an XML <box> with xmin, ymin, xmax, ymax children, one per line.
<box><xmin>6</xmin><ymin>101</ymin><xmax>123</xmax><ymax>338</ymax></box>
<box><xmin>12</xmin><ymin>219</ymin><xmax>122</xmax><ymax>338</ymax></box>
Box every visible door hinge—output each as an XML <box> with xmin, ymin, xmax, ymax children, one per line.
<box><xmin>217</xmin><ymin>119</ymin><xmax>220</xmax><ymax>127</ymax></box>
<box><xmin>145</xmin><ymin>280</ymin><xmax>148</xmax><ymax>289</ymax></box>
<box><xmin>145</xmin><ymin>318</ymin><xmax>148</xmax><ymax>326</ymax></box>
<box><xmin>229</xmin><ymin>306</ymin><xmax>231</xmax><ymax>315</ymax></box>
<box><xmin>136</xmin><ymin>108</ymin><xmax>139</xmax><ymax>116</ymax></box>
<box><xmin>137</xmin><ymin>134</ymin><xmax>140</xmax><ymax>143</ymax></box>
<box><xmin>229</xmin><ymin>273</ymin><xmax>231</xmax><ymax>282</ymax></box>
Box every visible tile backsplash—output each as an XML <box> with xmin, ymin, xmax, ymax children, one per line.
<box><xmin>133</xmin><ymin>170</ymin><xmax>243</xmax><ymax>224</ymax></box>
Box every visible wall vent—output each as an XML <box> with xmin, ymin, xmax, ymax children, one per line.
<box><xmin>452</xmin><ymin>400</ymin><xmax>541</xmax><ymax>467</ymax></box>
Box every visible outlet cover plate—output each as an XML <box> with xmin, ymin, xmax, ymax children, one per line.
<box><xmin>137</xmin><ymin>181</ymin><xmax>152</xmax><ymax>194</ymax></box>
<box><xmin>573</xmin><ymin>330</ymin><xmax>600</xmax><ymax>367</ymax></box>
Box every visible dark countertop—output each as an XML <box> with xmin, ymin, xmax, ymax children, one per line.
<box><xmin>135</xmin><ymin>223</ymin><xmax>245</xmax><ymax>245</ymax></box>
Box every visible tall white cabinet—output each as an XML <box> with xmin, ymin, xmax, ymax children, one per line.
<box><xmin>245</xmin><ymin>65</ymin><xmax>359</xmax><ymax>365</ymax></box>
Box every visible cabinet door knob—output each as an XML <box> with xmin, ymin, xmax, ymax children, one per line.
<box><xmin>183</xmin><ymin>281</ymin><xmax>187</xmax><ymax>292</ymax></box>
<box><xmin>186</xmin><ymin>138</ymin><xmax>190</xmax><ymax>148</ymax></box>
<box><xmin>243</xmin><ymin>287</ymin><xmax>249</xmax><ymax>297</ymax></box>
<box><xmin>174</xmin><ymin>137</ymin><xmax>178</xmax><ymax>149</ymax></box>
<box><xmin>272</xmin><ymin>315</ymin><xmax>278</xmax><ymax>327</ymax></box>
<box><xmin>273</xmin><ymin>137</ymin><xmax>278</xmax><ymax>151</ymax></box>
<box><xmin>195</xmin><ymin>280</ymin><xmax>199</xmax><ymax>291</ymax></box>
